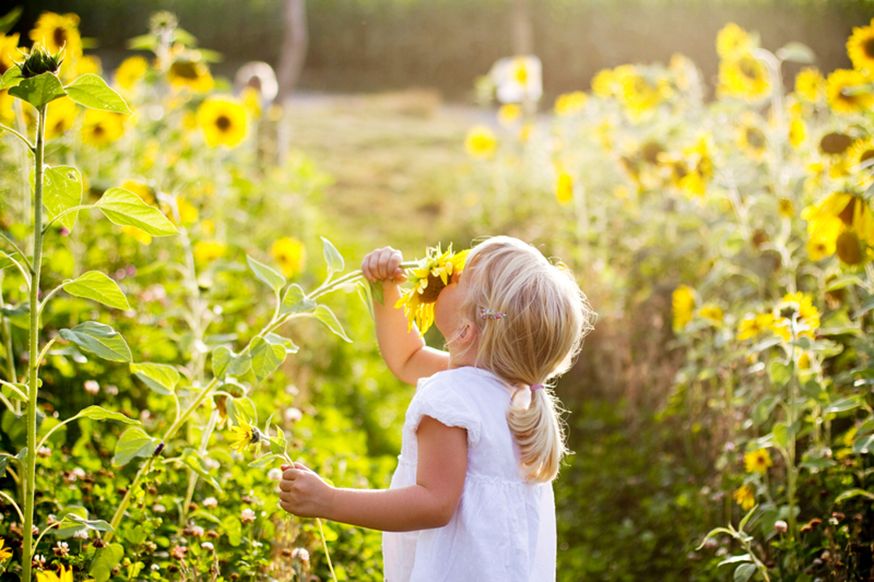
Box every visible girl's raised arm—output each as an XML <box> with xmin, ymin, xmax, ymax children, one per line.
<box><xmin>363</xmin><ymin>247</ymin><xmax>449</xmax><ymax>384</ymax></box>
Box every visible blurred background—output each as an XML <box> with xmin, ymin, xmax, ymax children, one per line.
<box><xmin>2</xmin><ymin>1</ymin><xmax>874</xmax><ymax>581</ymax></box>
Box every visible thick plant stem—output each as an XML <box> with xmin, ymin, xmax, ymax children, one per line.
<box><xmin>22</xmin><ymin>104</ymin><xmax>46</xmax><ymax>582</ymax></box>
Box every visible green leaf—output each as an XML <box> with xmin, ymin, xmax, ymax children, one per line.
<box><xmin>246</xmin><ymin>255</ymin><xmax>286</xmax><ymax>292</ymax></box>
<box><xmin>89</xmin><ymin>543</ymin><xmax>124</xmax><ymax>582</ymax></box>
<box><xmin>180</xmin><ymin>449</ymin><xmax>223</xmax><ymax>493</ymax></box>
<box><xmin>695</xmin><ymin>527</ymin><xmax>735</xmax><ymax>550</ymax></box>
<box><xmin>739</xmin><ymin>504</ymin><xmax>758</xmax><ymax>532</ymax></box>
<box><xmin>0</xmin><ymin>7</ymin><xmax>22</xmax><ymax>34</ymax></box>
<box><xmin>65</xmin><ymin>73</ymin><xmax>130</xmax><ymax>113</ymax></box>
<box><xmin>96</xmin><ymin>187</ymin><xmax>178</xmax><ymax>236</ymax></box>
<box><xmin>62</xmin><ymin>271</ymin><xmax>131</xmax><ymax>311</ymax></box>
<box><xmin>777</xmin><ymin>42</ymin><xmax>815</xmax><ymax>64</ymax></box>
<box><xmin>369</xmin><ymin>279</ymin><xmax>384</xmax><ymax>306</ymax></box>
<box><xmin>77</xmin><ymin>405</ymin><xmax>140</xmax><ymax>425</ymax></box>
<box><xmin>212</xmin><ymin>346</ymin><xmax>233</xmax><ymax>378</ymax></box>
<box><xmin>59</xmin><ymin>512</ymin><xmax>113</xmax><ymax>532</ymax></box>
<box><xmin>853</xmin><ymin>434</ymin><xmax>874</xmax><ymax>455</ymax></box>
<box><xmin>9</xmin><ymin>72</ymin><xmax>66</xmax><ymax>109</ymax></box>
<box><xmin>0</xmin><ymin>65</ymin><xmax>22</xmax><ymax>91</ymax></box>
<box><xmin>43</xmin><ymin>165</ymin><xmax>83</xmax><ymax>231</ymax></box>
<box><xmin>771</xmin><ymin>422</ymin><xmax>790</xmax><ymax>451</ymax></box>
<box><xmin>824</xmin><ymin>396</ymin><xmax>862</xmax><ymax>415</ymax></box>
<box><xmin>0</xmin><ymin>251</ymin><xmax>14</xmax><ymax>272</ymax></box>
<box><xmin>767</xmin><ymin>360</ymin><xmax>792</xmax><ymax>387</ymax></box>
<box><xmin>835</xmin><ymin>488</ymin><xmax>874</xmax><ymax>503</ymax></box>
<box><xmin>60</xmin><ymin>321</ymin><xmax>132</xmax><ymax>363</ymax></box>
<box><xmin>52</xmin><ymin>506</ymin><xmax>88</xmax><ymax>539</ymax></box>
<box><xmin>131</xmin><ymin>362</ymin><xmax>180</xmax><ymax>395</ymax></box>
<box><xmin>718</xmin><ymin>554</ymin><xmax>752</xmax><ymax>567</ymax></box>
<box><xmin>280</xmin><ymin>283</ymin><xmax>316</xmax><ymax>315</ymax></box>
<box><xmin>112</xmin><ymin>426</ymin><xmax>160</xmax><ymax>466</ymax></box>
<box><xmin>733</xmin><ymin>563</ymin><xmax>757</xmax><ymax>582</ymax></box>
<box><xmin>250</xmin><ymin>334</ymin><xmax>296</xmax><ymax>384</ymax></box>
<box><xmin>313</xmin><ymin>304</ymin><xmax>352</xmax><ymax>342</ymax></box>
<box><xmin>321</xmin><ymin>236</ymin><xmax>344</xmax><ymax>274</ymax></box>
<box><xmin>221</xmin><ymin>514</ymin><xmax>242</xmax><ymax>547</ymax></box>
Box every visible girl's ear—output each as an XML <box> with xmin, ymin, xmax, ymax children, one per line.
<box><xmin>457</xmin><ymin>319</ymin><xmax>478</xmax><ymax>347</ymax></box>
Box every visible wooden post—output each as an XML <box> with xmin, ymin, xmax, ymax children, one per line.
<box><xmin>276</xmin><ymin>0</ymin><xmax>309</xmax><ymax>103</ymax></box>
<box><xmin>512</xmin><ymin>0</ymin><xmax>533</xmax><ymax>55</ymax></box>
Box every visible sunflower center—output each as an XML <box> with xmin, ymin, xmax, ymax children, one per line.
<box><xmin>838</xmin><ymin>196</ymin><xmax>859</xmax><ymax>226</ymax></box>
<box><xmin>640</xmin><ymin>141</ymin><xmax>664</xmax><ymax>164</ymax></box>
<box><xmin>836</xmin><ymin>230</ymin><xmax>862</xmax><ymax>265</ymax></box>
<box><xmin>865</xmin><ymin>38</ymin><xmax>874</xmax><ymax>58</ymax></box>
<box><xmin>171</xmin><ymin>61</ymin><xmax>199</xmax><ymax>80</ymax></box>
<box><xmin>53</xmin><ymin>26</ymin><xmax>67</xmax><ymax>48</ymax></box>
<box><xmin>418</xmin><ymin>273</ymin><xmax>447</xmax><ymax>304</ymax></box>
<box><xmin>215</xmin><ymin>115</ymin><xmax>232</xmax><ymax>132</ymax></box>
<box><xmin>92</xmin><ymin>124</ymin><xmax>105</xmax><ymax>137</ymax></box>
<box><xmin>860</xmin><ymin>149</ymin><xmax>874</xmax><ymax>164</ymax></box>
<box><xmin>739</xmin><ymin>57</ymin><xmax>760</xmax><ymax>80</ymax></box>
<box><xmin>746</xmin><ymin>127</ymin><xmax>766</xmax><ymax>149</ymax></box>
<box><xmin>819</xmin><ymin>132</ymin><xmax>852</xmax><ymax>155</ymax></box>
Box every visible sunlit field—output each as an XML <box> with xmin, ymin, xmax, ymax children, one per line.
<box><xmin>0</xmin><ymin>2</ymin><xmax>872</xmax><ymax>581</ymax></box>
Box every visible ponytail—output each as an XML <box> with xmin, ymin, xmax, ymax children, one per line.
<box><xmin>507</xmin><ymin>386</ymin><xmax>568</xmax><ymax>483</ymax></box>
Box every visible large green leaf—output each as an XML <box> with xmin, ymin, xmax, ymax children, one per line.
<box><xmin>280</xmin><ymin>283</ymin><xmax>316</xmax><ymax>314</ymax></box>
<box><xmin>0</xmin><ymin>65</ymin><xmax>22</xmax><ymax>91</ymax></box>
<box><xmin>65</xmin><ymin>73</ymin><xmax>130</xmax><ymax>114</ymax></box>
<box><xmin>211</xmin><ymin>346</ymin><xmax>233</xmax><ymax>378</ymax></box>
<box><xmin>221</xmin><ymin>514</ymin><xmax>242</xmax><ymax>547</ymax></box>
<box><xmin>9</xmin><ymin>72</ymin><xmax>66</xmax><ymax>109</ymax></box>
<box><xmin>313</xmin><ymin>304</ymin><xmax>352</xmax><ymax>342</ymax></box>
<box><xmin>96</xmin><ymin>187</ymin><xmax>178</xmax><ymax>236</ymax></box>
<box><xmin>43</xmin><ymin>165</ymin><xmax>83</xmax><ymax>231</ymax></box>
<box><xmin>733</xmin><ymin>563</ymin><xmax>757</xmax><ymax>582</ymax></box>
<box><xmin>321</xmin><ymin>236</ymin><xmax>344</xmax><ymax>274</ymax></box>
<box><xmin>130</xmin><ymin>362</ymin><xmax>180</xmax><ymax>395</ymax></box>
<box><xmin>249</xmin><ymin>334</ymin><xmax>296</xmax><ymax>384</ymax></box>
<box><xmin>62</xmin><ymin>271</ymin><xmax>131</xmax><ymax>311</ymax></box>
<box><xmin>77</xmin><ymin>405</ymin><xmax>140</xmax><ymax>425</ymax></box>
<box><xmin>246</xmin><ymin>255</ymin><xmax>286</xmax><ymax>292</ymax></box>
<box><xmin>89</xmin><ymin>543</ymin><xmax>124</xmax><ymax>582</ymax></box>
<box><xmin>59</xmin><ymin>321</ymin><xmax>132</xmax><ymax>363</ymax></box>
<box><xmin>112</xmin><ymin>426</ymin><xmax>160</xmax><ymax>466</ymax></box>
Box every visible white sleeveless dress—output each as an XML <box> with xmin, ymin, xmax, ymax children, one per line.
<box><xmin>382</xmin><ymin>366</ymin><xmax>556</xmax><ymax>582</ymax></box>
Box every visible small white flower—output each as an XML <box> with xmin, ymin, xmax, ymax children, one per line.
<box><xmin>37</xmin><ymin>446</ymin><xmax>51</xmax><ymax>458</ymax></box>
<box><xmin>241</xmin><ymin>508</ymin><xmax>256</xmax><ymax>524</ymax></box>
<box><xmin>203</xmin><ymin>457</ymin><xmax>220</xmax><ymax>471</ymax></box>
<box><xmin>268</xmin><ymin>468</ymin><xmax>283</xmax><ymax>481</ymax></box>
<box><xmin>190</xmin><ymin>525</ymin><xmax>205</xmax><ymax>537</ymax></box>
<box><xmin>284</xmin><ymin>407</ymin><xmax>302</xmax><ymax>423</ymax></box>
<box><xmin>202</xmin><ymin>496</ymin><xmax>218</xmax><ymax>509</ymax></box>
<box><xmin>151</xmin><ymin>564</ymin><xmax>161</xmax><ymax>571</ymax></box>
<box><xmin>200</xmin><ymin>541</ymin><xmax>215</xmax><ymax>551</ymax></box>
<box><xmin>291</xmin><ymin>547</ymin><xmax>310</xmax><ymax>564</ymax></box>
<box><xmin>71</xmin><ymin>467</ymin><xmax>86</xmax><ymax>480</ymax></box>
<box><xmin>84</xmin><ymin>380</ymin><xmax>100</xmax><ymax>395</ymax></box>
<box><xmin>72</xmin><ymin>529</ymin><xmax>89</xmax><ymax>540</ymax></box>
<box><xmin>106</xmin><ymin>384</ymin><xmax>119</xmax><ymax>396</ymax></box>
<box><xmin>774</xmin><ymin>520</ymin><xmax>788</xmax><ymax>534</ymax></box>
<box><xmin>152</xmin><ymin>503</ymin><xmax>167</xmax><ymax>513</ymax></box>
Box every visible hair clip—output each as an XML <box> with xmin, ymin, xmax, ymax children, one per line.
<box><xmin>479</xmin><ymin>307</ymin><xmax>507</xmax><ymax>321</ymax></box>
<box><xmin>530</xmin><ymin>383</ymin><xmax>545</xmax><ymax>393</ymax></box>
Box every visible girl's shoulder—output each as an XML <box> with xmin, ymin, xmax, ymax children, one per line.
<box><xmin>418</xmin><ymin>365</ymin><xmax>504</xmax><ymax>391</ymax></box>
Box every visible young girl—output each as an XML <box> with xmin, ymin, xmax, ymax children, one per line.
<box><xmin>278</xmin><ymin>236</ymin><xmax>596</xmax><ymax>581</ymax></box>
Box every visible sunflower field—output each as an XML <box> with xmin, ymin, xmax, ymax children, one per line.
<box><xmin>0</xmin><ymin>4</ymin><xmax>872</xmax><ymax>582</ymax></box>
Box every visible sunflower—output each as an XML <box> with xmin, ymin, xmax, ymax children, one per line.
<box><xmin>196</xmin><ymin>96</ymin><xmax>249</xmax><ymax>149</ymax></box>
<box><xmin>794</xmin><ymin>67</ymin><xmax>825</xmax><ymax>102</ymax></box>
<box><xmin>0</xmin><ymin>91</ymin><xmax>14</xmax><ymax>124</ymax></box>
<box><xmin>0</xmin><ymin>33</ymin><xmax>20</xmax><ymax>77</ymax></box>
<box><xmin>162</xmin><ymin>196</ymin><xmax>199</xmax><ymax>226</ymax></box>
<box><xmin>744</xmin><ymin>449</ymin><xmax>772</xmax><ymax>474</ymax></box>
<box><xmin>847</xmin><ymin>18</ymin><xmax>874</xmax><ymax>72</ymax></box>
<box><xmin>35</xmin><ymin>565</ymin><xmax>73</xmax><ymax>582</ymax></box>
<box><xmin>194</xmin><ymin>240</ymin><xmax>228</xmax><ymax>265</ymax></box>
<box><xmin>114</xmin><ymin>55</ymin><xmax>149</xmax><ymax>91</ymax></box>
<box><xmin>733</xmin><ymin>484</ymin><xmax>756</xmax><ymax>511</ymax></box>
<box><xmin>42</xmin><ymin>97</ymin><xmax>78</xmax><ymax>140</ymax></box>
<box><xmin>497</xmin><ymin>103</ymin><xmax>521</xmax><ymax>126</ymax></box>
<box><xmin>591</xmin><ymin>67</ymin><xmax>619</xmax><ymax>98</ymax></box>
<box><xmin>788</xmin><ymin>117</ymin><xmax>807</xmax><ymax>149</ymax></box>
<box><xmin>395</xmin><ymin>244</ymin><xmax>469</xmax><ymax>334</ymax></box>
<box><xmin>554</xmin><ymin>163</ymin><xmax>574</xmax><ymax>205</ymax></box>
<box><xmin>671</xmin><ymin>285</ymin><xmax>695</xmax><ymax>332</ymax></box>
<box><xmin>737</xmin><ymin>312</ymin><xmax>776</xmax><ymax>341</ymax></box>
<box><xmin>696</xmin><ymin>304</ymin><xmax>724</xmax><ymax>327</ymax></box>
<box><xmin>80</xmin><ymin>109</ymin><xmax>127</xmax><ymax>147</ymax></box>
<box><xmin>778</xmin><ymin>198</ymin><xmax>794</xmax><ymax>218</ymax></box>
<box><xmin>772</xmin><ymin>292</ymin><xmax>821</xmax><ymax>341</ymax></box>
<box><xmin>554</xmin><ymin>91</ymin><xmax>587</xmax><ymax>116</ymax></box>
<box><xmin>464</xmin><ymin>126</ymin><xmax>497</xmax><ymax>159</ymax></box>
<box><xmin>805</xmin><ymin>215</ymin><xmax>842</xmax><ymax>261</ymax></box>
<box><xmin>0</xmin><ymin>538</ymin><xmax>10</xmax><ymax>561</ymax></box>
<box><xmin>168</xmin><ymin>57</ymin><xmax>214</xmax><ymax>93</ymax></box>
<box><xmin>270</xmin><ymin>236</ymin><xmax>306</xmax><ymax>278</ymax></box>
<box><xmin>29</xmin><ymin>12</ymin><xmax>82</xmax><ymax>80</ymax></box>
<box><xmin>716</xmin><ymin>23</ymin><xmax>754</xmax><ymax>59</ymax></box>
<box><xmin>227</xmin><ymin>419</ymin><xmax>261</xmax><ymax>454</ymax></box>
<box><xmin>619</xmin><ymin>70</ymin><xmax>672</xmax><ymax>120</ymax></box>
<box><xmin>737</xmin><ymin>116</ymin><xmax>768</xmax><ymax>159</ymax></box>
<box><xmin>826</xmin><ymin>69</ymin><xmax>874</xmax><ymax>114</ymax></box>
<box><xmin>121</xmin><ymin>180</ymin><xmax>157</xmax><ymax>205</ymax></box>
<box><xmin>718</xmin><ymin>53</ymin><xmax>771</xmax><ymax>100</ymax></box>
<box><xmin>847</xmin><ymin>137</ymin><xmax>874</xmax><ymax>175</ymax></box>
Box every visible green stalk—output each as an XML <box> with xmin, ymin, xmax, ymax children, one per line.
<box><xmin>22</xmin><ymin>104</ymin><xmax>46</xmax><ymax>582</ymax></box>
<box><xmin>786</xmin><ymin>318</ymin><xmax>800</xmax><ymax>546</ymax></box>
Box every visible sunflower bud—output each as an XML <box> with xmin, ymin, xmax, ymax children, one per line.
<box><xmin>836</xmin><ymin>230</ymin><xmax>863</xmax><ymax>265</ymax></box>
<box><xmin>18</xmin><ymin>44</ymin><xmax>63</xmax><ymax>78</ymax></box>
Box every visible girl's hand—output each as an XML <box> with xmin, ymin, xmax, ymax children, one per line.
<box><xmin>278</xmin><ymin>462</ymin><xmax>335</xmax><ymax>519</ymax></box>
<box><xmin>362</xmin><ymin>247</ymin><xmax>406</xmax><ymax>283</ymax></box>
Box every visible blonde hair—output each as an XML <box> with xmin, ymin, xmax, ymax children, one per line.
<box><xmin>461</xmin><ymin>236</ymin><xmax>596</xmax><ymax>482</ymax></box>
